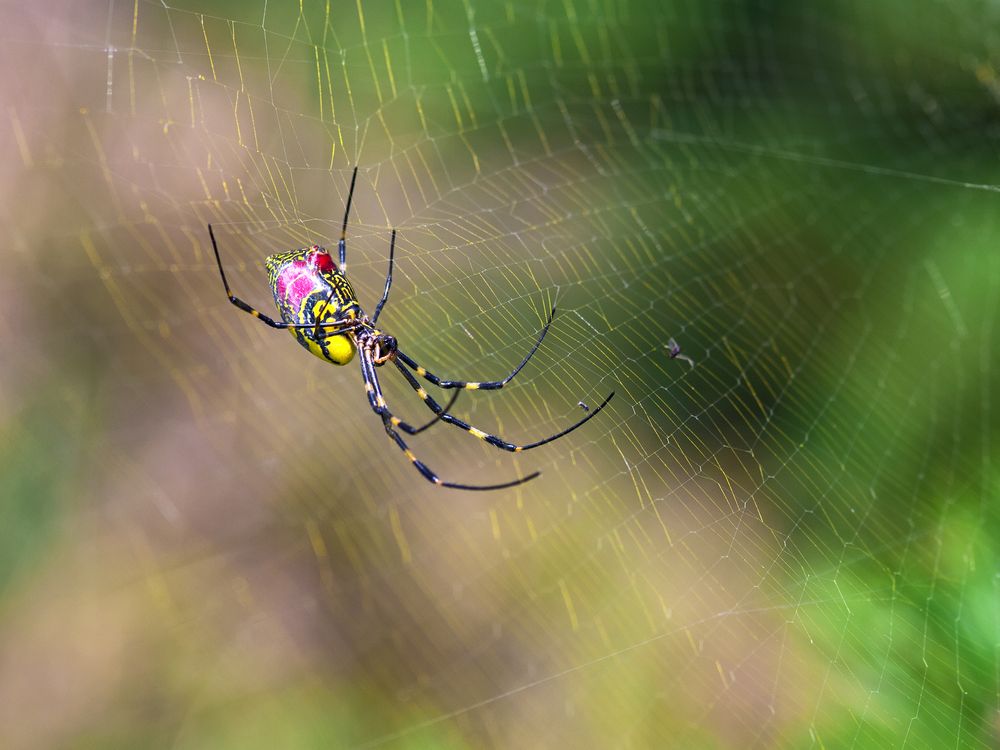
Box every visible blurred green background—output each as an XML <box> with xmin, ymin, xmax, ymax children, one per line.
<box><xmin>1</xmin><ymin>0</ymin><xmax>998</xmax><ymax>747</ymax></box>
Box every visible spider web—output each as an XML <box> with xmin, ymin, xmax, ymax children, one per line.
<box><xmin>1</xmin><ymin>0</ymin><xmax>998</xmax><ymax>747</ymax></box>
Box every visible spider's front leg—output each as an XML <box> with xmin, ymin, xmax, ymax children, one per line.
<box><xmin>357</xmin><ymin>353</ymin><xmax>539</xmax><ymax>491</ymax></box>
<box><xmin>395</xmin><ymin>305</ymin><xmax>557</xmax><ymax>391</ymax></box>
<box><xmin>391</xmin><ymin>357</ymin><xmax>615</xmax><ymax>452</ymax></box>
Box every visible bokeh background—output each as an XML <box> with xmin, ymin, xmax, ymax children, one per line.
<box><xmin>2</xmin><ymin>1</ymin><xmax>998</xmax><ymax>747</ymax></box>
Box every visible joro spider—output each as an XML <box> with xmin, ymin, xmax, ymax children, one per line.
<box><xmin>208</xmin><ymin>167</ymin><xmax>614</xmax><ymax>491</ymax></box>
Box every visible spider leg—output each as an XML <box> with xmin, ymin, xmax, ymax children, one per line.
<box><xmin>411</xmin><ymin>389</ymin><xmax>460</xmax><ymax>434</ymax></box>
<box><xmin>209</xmin><ymin>224</ymin><xmax>353</xmax><ymax>333</ymax></box>
<box><xmin>395</xmin><ymin>305</ymin><xmax>556</xmax><ymax>390</ymax></box>
<box><xmin>338</xmin><ymin>167</ymin><xmax>359</xmax><ymax>272</ymax></box>
<box><xmin>354</xmin><ymin>352</ymin><xmax>459</xmax><ymax>433</ymax></box>
<box><xmin>391</xmin><ymin>357</ymin><xmax>615</xmax><ymax>451</ymax></box>
<box><xmin>359</xmin><ymin>354</ymin><xmax>539</xmax><ymax>490</ymax></box>
<box><xmin>364</xmin><ymin>362</ymin><xmax>464</xmax><ymax>438</ymax></box>
<box><xmin>371</xmin><ymin>229</ymin><xmax>395</xmax><ymax>325</ymax></box>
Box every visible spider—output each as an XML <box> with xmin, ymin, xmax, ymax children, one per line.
<box><xmin>208</xmin><ymin>167</ymin><xmax>614</xmax><ymax>491</ymax></box>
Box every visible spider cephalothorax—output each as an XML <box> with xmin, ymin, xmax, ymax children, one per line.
<box><xmin>209</xmin><ymin>167</ymin><xmax>614</xmax><ymax>490</ymax></box>
<box><xmin>361</xmin><ymin>331</ymin><xmax>398</xmax><ymax>366</ymax></box>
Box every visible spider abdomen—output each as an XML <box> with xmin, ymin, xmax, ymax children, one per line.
<box><xmin>265</xmin><ymin>247</ymin><xmax>360</xmax><ymax>365</ymax></box>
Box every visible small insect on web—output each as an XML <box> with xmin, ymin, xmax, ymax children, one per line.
<box><xmin>208</xmin><ymin>167</ymin><xmax>615</xmax><ymax>491</ymax></box>
<box><xmin>667</xmin><ymin>337</ymin><xmax>695</xmax><ymax>368</ymax></box>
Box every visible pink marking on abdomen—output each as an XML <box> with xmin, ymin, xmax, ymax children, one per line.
<box><xmin>275</xmin><ymin>260</ymin><xmax>323</xmax><ymax>308</ymax></box>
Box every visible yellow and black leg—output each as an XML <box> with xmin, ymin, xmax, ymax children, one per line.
<box><xmin>358</xmin><ymin>354</ymin><xmax>539</xmax><ymax>490</ymax></box>
<box><xmin>409</xmin><ymin>389</ymin><xmax>459</xmax><ymax>434</ymax></box>
<box><xmin>209</xmin><ymin>224</ymin><xmax>353</xmax><ymax>334</ymax></box>
<box><xmin>391</xmin><ymin>358</ymin><xmax>615</xmax><ymax>451</ymax></box>
<box><xmin>337</xmin><ymin>167</ymin><xmax>359</xmax><ymax>272</ymax></box>
<box><xmin>395</xmin><ymin>306</ymin><xmax>556</xmax><ymax>390</ymax></box>
<box><xmin>371</xmin><ymin>229</ymin><xmax>395</xmax><ymax>325</ymax></box>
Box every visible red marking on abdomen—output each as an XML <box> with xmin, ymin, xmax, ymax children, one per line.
<box><xmin>313</xmin><ymin>252</ymin><xmax>336</xmax><ymax>273</ymax></box>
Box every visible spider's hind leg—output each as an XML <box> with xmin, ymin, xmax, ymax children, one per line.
<box><xmin>210</xmin><ymin>224</ymin><xmax>345</xmax><ymax>332</ymax></box>
<box><xmin>337</xmin><ymin>167</ymin><xmax>359</xmax><ymax>271</ymax></box>
<box><xmin>371</xmin><ymin>229</ymin><xmax>395</xmax><ymax>325</ymax></box>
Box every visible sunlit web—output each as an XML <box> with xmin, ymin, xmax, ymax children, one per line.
<box><xmin>1</xmin><ymin>0</ymin><xmax>998</xmax><ymax>747</ymax></box>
